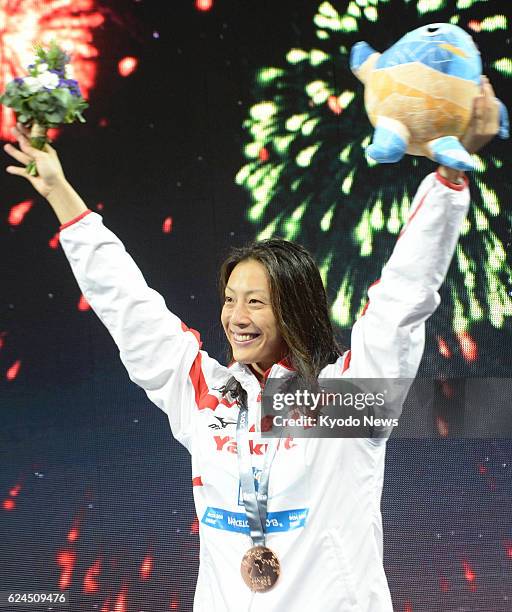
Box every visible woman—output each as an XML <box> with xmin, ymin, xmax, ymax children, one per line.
<box><xmin>4</xmin><ymin>79</ymin><xmax>499</xmax><ymax>611</ymax></box>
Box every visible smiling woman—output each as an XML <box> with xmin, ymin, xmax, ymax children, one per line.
<box><xmin>3</xmin><ymin>77</ymin><xmax>500</xmax><ymax>611</ymax></box>
<box><xmin>221</xmin><ymin>259</ymin><xmax>288</xmax><ymax>377</ymax></box>
<box><xmin>219</xmin><ymin>240</ymin><xmax>341</xmax><ymax>381</ymax></box>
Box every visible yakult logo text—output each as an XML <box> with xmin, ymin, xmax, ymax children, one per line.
<box><xmin>214</xmin><ymin>435</ymin><xmax>297</xmax><ymax>454</ymax></box>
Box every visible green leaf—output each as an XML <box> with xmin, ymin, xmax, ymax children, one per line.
<box><xmin>51</xmin><ymin>88</ymin><xmax>72</xmax><ymax>105</ymax></box>
<box><xmin>26</xmin><ymin>160</ymin><xmax>38</xmax><ymax>176</ymax></box>
<box><xmin>47</xmin><ymin>111</ymin><xmax>65</xmax><ymax>123</ymax></box>
<box><xmin>30</xmin><ymin>99</ymin><xmax>48</xmax><ymax>112</ymax></box>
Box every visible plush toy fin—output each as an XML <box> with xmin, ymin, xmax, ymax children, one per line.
<box><xmin>366</xmin><ymin>117</ymin><xmax>410</xmax><ymax>164</ymax></box>
<box><xmin>350</xmin><ymin>42</ymin><xmax>380</xmax><ymax>84</ymax></box>
<box><xmin>498</xmin><ymin>99</ymin><xmax>509</xmax><ymax>139</ymax></box>
<box><xmin>427</xmin><ymin>136</ymin><xmax>474</xmax><ymax>171</ymax></box>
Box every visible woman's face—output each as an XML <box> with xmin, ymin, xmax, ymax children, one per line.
<box><xmin>221</xmin><ymin>259</ymin><xmax>287</xmax><ymax>377</ymax></box>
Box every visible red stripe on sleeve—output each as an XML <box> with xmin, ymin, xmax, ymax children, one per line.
<box><xmin>398</xmin><ymin>190</ymin><xmax>430</xmax><ymax>240</ymax></box>
<box><xmin>181</xmin><ymin>321</ymin><xmax>203</xmax><ymax>348</ymax></box>
<box><xmin>188</xmin><ymin>351</ymin><xmax>220</xmax><ymax>411</ymax></box>
<box><xmin>398</xmin><ymin>173</ymin><xmax>467</xmax><ymax>240</ymax></box>
<box><xmin>59</xmin><ymin>209</ymin><xmax>92</xmax><ymax>231</ymax></box>
<box><xmin>181</xmin><ymin>321</ymin><xmax>219</xmax><ymax>410</ymax></box>
<box><xmin>435</xmin><ymin>170</ymin><xmax>468</xmax><ymax>191</ymax></box>
<box><xmin>344</xmin><ymin>174</ymin><xmax>464</xmax><ymax>376</ymax></box>
<box><xmin>360</xmin><ymin>279</ymin><xmax>381</xmax><ymax>316</ymax></box>
<box><xmin>342</xmin><ymin>350</ymin><xmax>351</xmax><ymax>373</ymax></box>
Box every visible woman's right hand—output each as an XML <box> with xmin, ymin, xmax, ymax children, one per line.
<box><xmin>4</xmin><ymin>123</ymin><xmax>66</xmax><ymax>199</ymax></box>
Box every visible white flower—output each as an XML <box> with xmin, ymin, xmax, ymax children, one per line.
<box><xmin>37</xmin><ymin>71</ymin><xmax>59</xmax><ymax>89</ymax></box>
<box><xmin>36</xmin><ymin>62</ymin><xmax>48</xmax><ymax>74</ymax></box>
<box><xmin>64</xmin><ymin>64</ymin><xmax>74</xmax><ymax>79</ymax></box>
<box><xmin>23</xmin><ymin>76</ymin><xmax>41</xmax><ymax>93</ymax></box>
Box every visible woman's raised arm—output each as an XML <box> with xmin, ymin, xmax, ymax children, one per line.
<box><xmin>4</xmin><ymin>125</ymin><xmax>223</xmax><ymax>451</ymax></box>
<box><xmin>341</xmin><ymin>76</ymin><xmax>501</xmax><ymax>382</ymax></box>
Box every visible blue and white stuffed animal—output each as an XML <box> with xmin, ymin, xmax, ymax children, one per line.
<box><xmin>350</xmin><ymin>23</ymin><xmax>509</xmax><ymax>170</ymax></box>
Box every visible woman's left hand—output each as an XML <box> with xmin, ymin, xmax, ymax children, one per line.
<box><xmin>438</xmin><ymin>75</ymin><xmax>501</xmax><ymax>183</ymax></box>
<box><xmin>460</xmin><ymin>75</ymin><xmax>501</xmax><ymax>155</ymax></box>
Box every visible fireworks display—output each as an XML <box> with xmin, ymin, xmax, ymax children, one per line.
<box><xmin>237</xmin><ymin>0</ymin><xmax>512</xmax><ymax>374</ymax></box>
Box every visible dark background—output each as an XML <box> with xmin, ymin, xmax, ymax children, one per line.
<box><xmin>0</xmin><ymin>1</ymin><xmax>511</xmax><ymax>611</ymax></box>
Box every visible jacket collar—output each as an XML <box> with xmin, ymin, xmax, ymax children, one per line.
<box><xmin>228</xmin><ymin>357</ymin><xmax>296</xmax><ymax>388</ymax></box>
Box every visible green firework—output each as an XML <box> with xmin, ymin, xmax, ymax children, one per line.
<box><xmin>237</xmin><ymin>0</ymin><xmax>512</xmax><ymax>374</ymax></box>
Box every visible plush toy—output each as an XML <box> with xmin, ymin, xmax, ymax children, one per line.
<box><xmin>350</xmin><ymin>23</ymin><xmax>509</xmax><ymax>171</ymax></box>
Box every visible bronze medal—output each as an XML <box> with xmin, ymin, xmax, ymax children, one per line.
<box><xmin>240</xmin><ymin>545</ymin><xmax>280</xmax><ymax>592</ymax></box>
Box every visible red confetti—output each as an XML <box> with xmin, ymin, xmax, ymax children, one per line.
<box><xmin>439</xmin><ymin>576</ymin><xmax>450</xmax><ymax>592</ymax></box>
<box><xmin>8</xmin><ymin>200</ymin><xmax>33</xmax><ymax>226</ymax></box>
<box><xmin>190</xmin><ymin>517</ymin><xmax>199</xmax><ymax>535</ymax></box>
<box><xmin>258</xmin><ymin>147</ymin><xmax>269</xmax><ymax>162</ymax></box>
<box><xmin>436</xmin><ymin>415</ymin><xmax>449</xmax><ymax>438</ymax></box>
<box><xmin>67</xmin><ymin>513</ymin><xmax>83</xmax><ymax>543</ymax></box>
<box><xmin>436</xmin><ymin>336</ymin><xmax>452</xmax><ymax>358</ymax></box>
<box><xmin>47</xmin><ymin>127</ymin><xmax>60</xmax><ymax>141</ymax></box>
<box><xmin>2</xmin><ymin>499</ymin><xmax>15</xmax><ymax>511</ymax></box>
<box><xmin>140</xmin><ymin>555</ymin><xmax>153</xmax><ymax>580</ymax></box>
<box><xmin>118</xmin><ymin>56</ymin><xmax>138</xmax><ymax>77</ymax></box>
<box><xmin>6</xmin><ymin>359</ymin><xmax>21</xmax><ymax>381</ymax></box>
<box><xmin>78</xmin><ymin>294</ymin><xmax>91</xmax><ymax>311</ymax></box>
<box><xmin>49</xmin><ymin>231</ymin><xmax>60</xmax><ymax>249</ymax></box>
<box><xmin>101</xmin><ymin>597</ymin><xmax>111</xmax><ymax>612</ymax></box>
<box><xmin>9</xmin><ymin>484</ymin><xmax>21</xmax><ymax>497</ymax></box>
<box><xmin>478</xmin><ymin>463</ymin><xmax>487</xmax><ymax>475</ymax></box>
<box><xmin>195</xmin><ymin>0</ymin><xmax>213</xmax><ymax>11</ymax></box>
<box><xmin>114</xmin><ymin>586</ymin><xmax>128</xmax><ymax>612</ymax></box>
<box><xmin>99</xmin><ymin>117</ymin><xmax>109</xmax><ymax>128</ymax></box>
<box><xmin>440</xmin><ymin>380</ymin><xmax>454</xmax><ymax>399</ymax></box>
<box><xmin>169</xmin><ymin>594</ymin><xmax>179</xmax><ymax>610</ymax></box>
<box><xmin>67</xmin><ymin>528</ymin><xmax>79</xmax><ymax>543</ymax></box>
<box><xmin>327</xmin><ymin>95</ymin><xmax>343</xmax><ymax>115</ymax></box>
<box><xmin>0</xmin><ymin>331</ymin><xmax>7</xmax><ymax>350</ymax></box>
<box><xmin>462</xmin><ymin>559</ymin><xmax>477</xmax><ymax>591</ymax></box>
<box><xmin>162</xmin><ymin>216</ymin><xmax>173</xmax><ymax>234</ymax></box>
<box><xmin>468</xmin><ymin>20</ymin><xmax>481</xmax><ymax>32</ymax></box>
<box><xmin>456</xmin><ymin>330</ymin><xmax>478</xmax><ymax>362</ymax></box>
<box><xmin>83</xmin><ymin>558</ymin><xmax>102</xmax><ymax>594</ymax></box>
<box><xmin>56</xmin><ymin>550</ymin><xmax>76</xmax><ymax>590</ymax></box>
<box><xmin>404</xmin><ymin>602</ymin><xmax>413</xmax><ymax>612</ymax></box>
<box><xmin>504</xmin><ymin>540</ymin><xmax>512</xmax><ymax>559</ymax></box>
<box><xmin>97</xmin><ymin>202</ymin><xmax>104</xmax><ymax>211</ymax></box>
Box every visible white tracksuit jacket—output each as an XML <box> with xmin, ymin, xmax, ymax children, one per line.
<box><xmin>59</xmin><ymin>172</ymin><xmax>470</xmax><ymax>611</ymax></box>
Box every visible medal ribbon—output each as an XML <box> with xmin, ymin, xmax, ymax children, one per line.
<box><xmin>236</xmin><ymin>389</ymin><xmax>279</xmax><ymax>547</ymax></box>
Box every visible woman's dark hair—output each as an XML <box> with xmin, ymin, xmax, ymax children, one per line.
<box><xmin>219</xmin><ymin>238</ymin><xmax>343</xmax><ymax>383</ymax></box>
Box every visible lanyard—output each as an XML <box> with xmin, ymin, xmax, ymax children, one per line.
<box><xmin>236</xmin><ymin>391</ymin><xmax>279</xmax><ymax>547</ymax></box>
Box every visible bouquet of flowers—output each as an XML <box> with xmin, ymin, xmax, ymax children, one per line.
<box><xmin>0</xmin><ymin>41</ymin><xmax>88</xmax><ymax>175</ymax></box>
